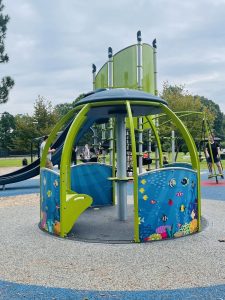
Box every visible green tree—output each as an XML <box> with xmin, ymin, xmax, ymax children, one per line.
<box><xmin>11</xmin><ymin>97</ymin><xmax>58</xmax><ymax>154</ymax></box>
<box><xmin>54</xmin><ymin>103</ymin><xmax>74</xmax><ymax>120</ymax></box>
<box><xmin>13</xmin><ymin>114</ymin><xmax>37</xmax><ymax>153</ymax></box>
<box><xmin>0</xmin><ymin>111</ymin><xmax>15</xmax><ymax>152</ymax></box>
<box><xmin>198</xmin><ymin>95</ymin><xmax>225</xmax><ymax>139</ymax></box>
<box><xmin>159</xmin><ymin>82</ymin><xmax>216</xmax><ymax>159</ymax></box>
<box><xmin>160</xmin><ymin>82</ymin><xmax>215</xmax><ymax>139</ymax></box>
<box><xmin>53</xmin><ymin>93</ymin><xmax>86</xmax><ymax>120</ymax></box>
<box><xmin>33</xmin><ymin>95</ymin><xmax>58</xmax><ymax>136</ymax></box>
<box><xmin>72</xmin><ymin>93</ymin><xmax>85</xmax><ymax>106</ymax></box>
<box><xmin>0</xmin><ymin>0</ymin><xmax>14</xmax><ymax>104</ymax></box>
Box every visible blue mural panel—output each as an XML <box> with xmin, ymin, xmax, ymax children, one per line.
<box><xmin>40</xmin><ymin>169</ymin><xmax>60</xmax><ymax>235</ymax></box>
<box><xmin>71</xmin><ymin>163</ymin><xmax>113</xmax><ymax>206</ymax></box>
<box><xmin>138</xmin><ymin>168</ymin><xmax>198</xmax><ymax>242</ymax></box>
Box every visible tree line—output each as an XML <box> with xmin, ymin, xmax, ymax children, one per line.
<box><xmin>1</xmin><ymin>85</ymin><xmax>225</xmax><ymax>156</ymax></box>
<box><xmin>158</xmin><ymin>82</ymin><xmax>225</xmax><ymax>157</ymax></box>
<box><xmin>0</xmin><ymin>95</ymin><xmax>84</xmax><ymax>155</ymax></box>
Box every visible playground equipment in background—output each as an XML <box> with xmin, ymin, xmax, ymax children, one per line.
<box><xmin>153</xmin><ymin>109</ymin><xmax>224</xmax><ymax>184</ymax></box>
<box><xmin>40</xmin><ymin>31</ymin><xmax>200</xmax><ymax>243</ymax></box>
<box><xmin>200</xmin><ymin>116</ymin><xmax>224</xmax><ymax>184</ymax></box>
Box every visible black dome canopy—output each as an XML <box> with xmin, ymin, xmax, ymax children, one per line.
<box><xmin>76</xmin><ymin>88</ymin><xmax>168</xmax><ymax>107</ymax></box>
<box><xmin>74</xmin><ymin>88</ymin><xmax>168</xmax><ymax>120</ymax></box>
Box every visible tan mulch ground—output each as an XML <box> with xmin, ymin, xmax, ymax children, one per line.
<box><xmin>0</xmin><ymin>167</ymin><xmax>21</xmax><ymax>176</ymax></box>
<box><xmin>0</xmin><ymin>194</ymin><xmax>39</xmax><ymax>208</ymax></box>
<box><xmin>0</xmin><ymin>167</ymin><xmax>39</xmax><ymax>206</ymax></box>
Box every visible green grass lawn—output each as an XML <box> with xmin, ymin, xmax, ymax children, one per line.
<box><xmin>0</xmin><ymin>157</ymin><xmax>33</xmax><ymax>167</ymax></box>
<box><xmin>0</xmin><ymin>153</ymin><xmax>213</xmax><ymax>170</ymax></box>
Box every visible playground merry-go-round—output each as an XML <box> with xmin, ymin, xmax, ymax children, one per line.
<box><xmin>39</xmin><ymin>31</ymin><xmax>201</xmax><ymax>243</ymax></box>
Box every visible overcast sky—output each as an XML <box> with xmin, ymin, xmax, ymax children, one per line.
<box><xmin>1</xmin><ymin>0</ymin><xmax>225</xmax><ymax>116</ymax></box>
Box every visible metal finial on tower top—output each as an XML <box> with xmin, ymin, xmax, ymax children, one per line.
<box><xmin>137</xmin><ymin>30</ymin><xmax>142</xmax><ymax>42</ymax></box>
<box><xmin>92</xmin><ymin>64</ymin><xmax>96</xmax><ymax>73</ymax></box>
<box><xmin>152</xmin><ymin>38</ymin><xmax>157</xmax><ymax>48</ymax></box>
<box><xmin>108</xmin><ymin>47</ymin><xmax>113</xmax><ymax>58</ymax></box>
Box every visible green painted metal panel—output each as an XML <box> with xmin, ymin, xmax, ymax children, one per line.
<box><xmin>142</xmin><ymin>43</ymin><xmax>155</xmax><ymax>94</ymax></box>
<box><xmin>113</xmin><ymin>45</ymin><xmax>137</xmax><ymax>89</ymax></box>
<box><xmin>95</xmin><ymin>63</ymin><xmax>108</xmax><ymax>89</ymax></box>
<box><xmin>95</xmin><ymin>43</ymin><xmax>155</xmax><ymax>93</ymax></box>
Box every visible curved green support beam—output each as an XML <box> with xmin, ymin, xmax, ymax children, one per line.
<box><xmin>161</xmin><ymin>106</ymin><xmax>199</xmax><ymax>169</ymax></box>
<box><xmin>60</xmin><ymin>104</ymin><xmax>91</xmax><ymax>237</ymax></box>
<box><xmin>40</xmin><ymin>108</ymin><xmax>78</xmax><ymax>169</ymax></box>
<box><xmin>145</xmin><ymin>115</ymin><xmax>163</xmax><ymax>167</ymax></box>
<box><xmin>157</xmin><ymin>111</ymin><xmax>204</xmax><ymax>127</ymax></box>
<box><xmin>60</xmin><ymin>104</ymin><xmax>90</xmax><ymax>195</ymax></box>
<box><xmin>161</xmin><ymin>104</ymin><xmax>201</xmax><ymax>231</ymax></box>
<box><xmin>40</xmin><ymin>107</ymin><xmax>78</xmax><ymax>220</ymax></box>
<box><xmin>126</xmin><ymin>101</ymin><xmax>140</xmax><ymax>243</ymax></box>
<box><xmin>151</xmin><ymin>111</ymin><xmax>204</xmax><ymax>120</ymax></box>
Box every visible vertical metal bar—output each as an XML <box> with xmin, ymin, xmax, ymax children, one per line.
<box><xmin>152</xmin><ymin>39</ymin><xmax>159</xmax><ymax>168</ymax></box>
<box><xmin>152</xmin><ymin>38</ymin><xmax>158</xmax><ymax>96</ymax></box>
<box><xmin>126</xmin><ymin>129</ymin><xmax>130</xmax><ymax>175</ymax></box>
<box><xmin>138</xmin><ymin>117</ymin><xmax>143</xmax><ymax>173</ymax></box>
<box><xmin>155</xmin><ymin>117</ymin><xmax>159</xmax><ymax>168</ymax></box>
<box><xmin>112</xmin><ymin>123</ymin><xmax>116</xmax><ymax>205</ymax></box>
<box><xmin>92</xmin><ymin>64</ymin><xmax>96</xmax><ymax>91</ymax></box>
<box><xmin>148</xmin><ymin>129</ymin><xmax>152</xmax><ymax>170</ymax></box>
<box><xmin>91</xmin><ymin>125</ymin><xmax>98</xmax><ymax>151</ymax></box>
<box><xmin>109</xmin><ymin>119</ymin><xmax>113</xmax><ymax>166</ymax></box>
<box><xmin>137</xmin><ymin>30</ymin><xmax>142</xmax><ymax>90</ymax></box>
<box><xmin>108</xmin><ymin>47</ymin><xmax>114</xmax><ymax>166</ymax></box>
<box><xmin>137</xmin><ymin>30</ymin><xmax>143</xmax><ymax>173</ymax></box>
<box><xmin>146</xmin><ymin>115</ymin><xmax>163</xmax><ymax>167</ymax></box>
<box><xmin>101</xmin><ymin>123</ymin><xmax>106</xmax><ymax>164</ymax></box>
<box><xmin>172</xmin><ymin>130</ymin><xmax>175</xmax><ymax>163</ymax></box>
<box><xmin>108</xmin><ymin>47</ymin><xmax>113</xmax><ymax>88</ymax></box>
<box><xmin>92</xmin><ymin>64</ymin><xmax>98</xmax><ymax>153</ymax></box>
<box><xmin>116</xmin><ymin>114</ymin><xmax>127</xmax><ymax>221</ymax></box>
